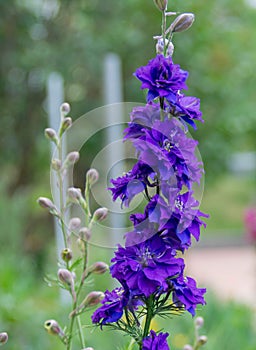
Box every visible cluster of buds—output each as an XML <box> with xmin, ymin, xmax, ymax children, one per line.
<box><xmin>183</xmin><ymin>317</ymin><xmax>208</xmax><ymax>350</ymax></box>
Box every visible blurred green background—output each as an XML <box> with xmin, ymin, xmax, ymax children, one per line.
<box><xmin>0</xmin><ymin>0</ymin><xmax>256</xmax><ymax>349</ymax></box>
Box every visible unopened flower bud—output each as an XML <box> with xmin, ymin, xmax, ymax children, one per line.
<box><xmin>68</xmin><ymin>217</ymin><xmax>81</xmax><ymax>231</ymax></box>
<box><xmin>156</xmin><ymin>38</ymin><xmax>174</xmax><ymax>56</ymax></box>
<box><xmin>82</xmin><ymin>291</ymin><xmax>105</xmax><ymax>308</ymax></box>
<box><xmin>153</xmin><ymin>0</ymin><xmax>168</xmax><ymax>11</ymax></box>
<box><xmin>61</xmin><ymin>248</ymin><xmax>73</xmax><ymax>262</ymax></box>
<box><xmin>86</xmin><ymin>168</ymin><xmax>99</xmax><ymax>187</ymax></box>
<box><xmin>81</xmin><ymin>348</ymin><xmax>94</xmax><ymax>350</ymax></box>
<box><xmin>92</xmin><ymin>207</ymin><xmax>108</xmax><ymax>222</ymax></box>
<box><xmin>60</xmin><ymin>117</ymin><xmax>72</xmax><ymax>136</ymax></box>
<box><xmin>195</xmin><ymin>316</ymin><xmax>204</xmax><ymax>328</ymax></box>
<box><xmin>64</xmin><ymin>151</ymin><xmax>80</xmax><ymax>167</ymax></box>
<box><xmin>44</xmin><ymin>319</ymin><xmax>65</xmax><ymax>337</ymax></box>
<box><xmin>37</xmin><ymin>197</ymin><xmax>59</xmax><ymax>216</ymax></box>
<box><xmin>58</xmin><ymin>268</ymin><xmax>74</xmax><ymax>286</ymax></box>
<box><xmin>45</xmin><ymin>128</ymin><xmax>58</xmax><ymax>143</ymax></box>
<box><xmin>79</xmin><ymin>227</ymin><xmax>91</xmax><ymax>241</ymax></box>
<box><xmin>183</xmin><ymin>345</ymin><xmax>193</xmax><ymax>350</ymax></box>
<box><xmin>0</xmin><ymin>332</ymin><xmax>8</xmax><ymax>346</ymax></box>
<box><xmin>60</xmin><ymin>102</ymin><xmax>71</xmax><ymax>116</ymax></box>
<box><xmin>51</xmin><ymin>158</ymin><xmax>61</xmax><ymax>171</ymax></box>
<box><xmin>170</xmin><ymin>13</ymin><xmax>195</xmax><ymax>33</ymax></box>
<box><xmin>68</xmin><ymin>187</ymin><xmax>82</xmax><ymax>202</ymax></box>
<box><xmin>197</xmin><ymin>335</ymin><xmax>208</xmax><ymax>346</ymax></box>
<box><xmin>88</xmin><ymin>262</ymin><xmax>109</xmax><ymax>275</ymax></box>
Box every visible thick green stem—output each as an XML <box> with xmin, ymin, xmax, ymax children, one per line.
<box><xmin>142</xmin><ymin>295</ymin><xmax>154</xmax><ymax>340</ymax></box>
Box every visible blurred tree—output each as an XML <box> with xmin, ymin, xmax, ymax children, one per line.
<box><xmin>0</xmin><ymin>0</ymin><xmax>256</xmax><ymax>187</ymax></box>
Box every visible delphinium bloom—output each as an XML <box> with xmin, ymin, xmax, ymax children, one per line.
<box><xmin>92</xmin><ymin>4</ymin><xmax>208</xmax><ymax>349</ymax></box>
<box><xmin>142</xmin><ymin>330</ymin><xmax>170</xmax><ymax>350</ymax></box>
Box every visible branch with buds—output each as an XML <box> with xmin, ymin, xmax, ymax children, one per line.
<box><xmin>38</xmin><ymin>103</ymin><xmax>108</xmax><ymax>350</ymax></box>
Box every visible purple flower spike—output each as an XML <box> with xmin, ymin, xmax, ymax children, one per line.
<box><xmin>142</xmin><ymin>330</ymin><xmax>170</xmax><ymax>350</ymax></box>
<box><xmin>134</xmin><ymin>54</ymin><xmax>188</xmax><ymax>102</ymax></box>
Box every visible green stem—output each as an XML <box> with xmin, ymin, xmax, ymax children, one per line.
<box><xmin>57</xmin><ymin>139</ymin><xmax>68</xmax><ymax>249</ymax></box>
<box><xmin>76</xmin><ymin>316</ymin><xmax>86</xmax><ymax>348</ymax></box>
<box><xmin>142</xmin><ymin>295</ymin><xmax>154</xmax><ymax>339</ymax></box>
<box><xmin>162</xmin><ymin>9</ymin><xmax>167</xmax><ymax>54</ymax></box>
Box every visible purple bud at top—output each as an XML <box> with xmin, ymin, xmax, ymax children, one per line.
<box><xmin>60</xmin><ymin>102</ymin><xmax>71</xmax><ymax>116</ymax></box>
<box><xmin>61</xmin><ymin>248</ymin><xmax>73</xmax><ymax>262</ymax></box>
<box><xmin>92</xmin><ymin>207</ymin><xmax>108</xmax><ymax>222</ymax></box>
<box><xmin>88</xmin><ymin>262</ymin><xmax>109</xmax><ymax>275</ymax></box>
<box><xmin>0</xmin><ymin>332</ymin><xmax>8</xmax><ymax>345</ymax></box>
<box><xmin>153</xmin><ymin>0</ymin><xmax>168</xmax><ymax>11</ymax></box>
<box><xmin>170</xmin><ymin>13</ymin><xmax>195</xmax><ymax>33</ymax></box>
<box><xmin>86</xmin><ymin>168</ymin><xmax>99</xmax><ymax>187</ymax></box>
<box><xmin>58</xmin><ymin>268</ymin><xmax>74</xmax><ymax>286</ymax></box>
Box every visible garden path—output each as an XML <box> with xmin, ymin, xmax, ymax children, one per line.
<box><xmin>185</xmin><ymin>244</ymin><xmax>256</xmax><ymax>306</ymax></box>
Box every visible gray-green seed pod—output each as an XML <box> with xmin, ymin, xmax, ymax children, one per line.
<box><xmin>170</xmin><ymin>13</ymin><xmax>195</xmax><ymax>33</ymax></box>
<box><xmin>153</xmin><ymin>0</ymin><xmax>168</xmax><ymax>11</ymax></box>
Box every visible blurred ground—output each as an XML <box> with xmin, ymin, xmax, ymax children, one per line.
<box><xmin>186</xmin><ymin>245</ymin><xmax>256</xmax><ymax>306</ymax></box>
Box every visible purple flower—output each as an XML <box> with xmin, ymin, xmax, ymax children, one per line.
<box><xmin>125</xmin><ymin>112</ymin><xmax>203</xmax><ymax>187</ymax></box>
<box><xmin>130</xmin><ymin>192</ymin><xmax>208</xmax><ymax>251</ymax></box>
<box><xmin>172</xmin><ymin>276</ymin><xmax>206</xmax><ymax>316</ymax></box>
<box><xmin>109</xmin><ymin>161</ymin><xmax>155</xmax><ymax>207</ymax></box>
<box><xmin>134</xmin><ymin>55</ymin><xmax>188</xmax><ymax>102</ymax></box>
<box><xmin>91</xmin><ymin>288</ymin><xmax>128</xmax><ymax>326</ymax></box>
<box><xmin>142</xmin><ymin>330</ymin><xmax>170</xmax><ymax>350</ymax></box>
<box><xmin>110</xmin><ymin>235</ymin><xmax>184</xmax><ymax>297</ymax></box>
<box><xmin>169</xmin><ymin>94</ymin><xmax>203</xmax><ymax>129</ymax></box>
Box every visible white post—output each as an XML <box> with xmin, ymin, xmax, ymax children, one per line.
<box><xmin>46</xmin><ymin>72</ymin><xmax>69</xmax><ymax>302</ymax></box>
<box><xmin>103</xmin><ymin>53</ymin><xmax>125</xmax><ymax>246</ymax></box>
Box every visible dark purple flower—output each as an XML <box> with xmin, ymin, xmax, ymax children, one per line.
<box><xmin>91</xmin><ymin>288</ymin><xmax>128</xmax><ymax>326</ymax></box>
<box><xmin>109</xmin><ymin>161</ymin><xmax>155</xmax><ymax>207</ymax></box>
<box><xmin>172</xmin><ymin>276</ymin><xmax>206</xmax><ymax>316</ymax></box>
<box><xmin>129</xmin><ymin>192</ymin><xmax>208</xmax><ymax>251</ymax></box>
<box><xmin>125</xmin><ymin>115</ymin><xmax>203</xmax><ymax>187</ymax></box>
<box><xmin>142</xmin><ymin>330</ymin><xmax>170</xmax><ymax>350</ymax></box>
<box><xmin>134</xmin><ymin>55</ymin><xmax>188</xmax><ymax>102</ymax></box>
<box><xmin>110</xmin><ymin>235</ymin><xmax>184</xmax><ymax>297</ymax></box>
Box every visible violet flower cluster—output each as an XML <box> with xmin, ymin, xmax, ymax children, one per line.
<box><xmin>92</xmin><ymin>5</ymin><xmax>208</xmax><ymax>350</ymax></box>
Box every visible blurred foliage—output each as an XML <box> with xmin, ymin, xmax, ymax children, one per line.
<box><xmin>0</xmin><ymin>0</ymin><xmax>256</xmax><ymax>187</ymax></box>
<box><xmin>0</xmin><ymin>1</ymin><xmax>256</xmax><ymax>347</ymax></box>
